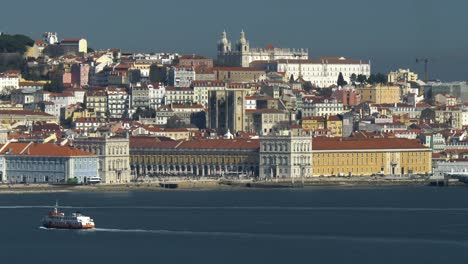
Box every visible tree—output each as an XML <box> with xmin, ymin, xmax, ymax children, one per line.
<box><xmin>129</xmin><ymin>69</ymin><xmax>141</xmax><ymax>84</ymax></box>
<box><xmin>367</xmin><ymin>73</ymin><xmax>387</xmax><ymax>85</ymax></box>
<box><xmin>420</xmin><ymin>108</ymin><xmax>435</xmax><ymax>122</ymax></box>
<box><xmin>318</xmin><ymin>87</ymin><xmax>333</xmax><ymax>98</ymax></box>
<box><xmin>302</xmin><ymin>81</ymin><xmax>313</xmax><ymax>92</ymax></box>
<box><xmin>67</xmin><ymin>177</ymin><xmax>79</xmax><ymax>185</ymax></box>
<box><xmin>0</xmin><ymin>53</ymin><xmax>23</xmax><ymax>73</ymax></box>
<box><xmin>376</xmin><ymin>73</ymin><xmax>387</xmax><ymax>84</ymax></box>
<box><xmin>357</xmin><ymin>74</ymin><xmax>367</xmax><ymax>84</ymax></box>
<box><xmin>149</xmin><ymin>64</ymin><xmax>168</xmax><ymax>83</ymax></box>
<box><xmin>132</xmin><ymin>107</ymin><xmax>142</xmax><ymax>121</ymax></box>
<box><xmin>132</xmin><ymin>107</ymin><xmax>156</xmax><ymax>120</ymax></box>
<box><xmin>337</xmin><ymin>72</ymin><xmax>347</xmax><ymax>87</ymax></box>
<box><xmin>367</xmin><ymin>74</ymin><xmax>377</xmax><ymax>84</ymax></box>
<box><xmin>0</xmin><ymin>34</ymin><xmax>34</xmax><ymax>53</ymax></box>
<box><xmin>350</xmin><ymin>73</ymin><xmax>357</xmax><ymax>85</ymax></box>
<box><xmin>296</xmin><ymin>110</ymin><xmax>303</xmax><ymax>120</ymax></box>
<box><xmin>43</xmin><ymin>66</ymin><xmax>65</xmax><ymax>93</ymax></box>
<box><xmin>190</xmin><ymin>111</ymin><xmax>206</xmax><ymax>129</ymax></box>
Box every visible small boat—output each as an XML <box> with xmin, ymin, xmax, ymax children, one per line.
<box><xmin>42</xmin><ymin>201</ymin><xmax>95</xmax><ymax>229</ymax></box>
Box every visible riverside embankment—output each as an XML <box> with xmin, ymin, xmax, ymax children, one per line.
<box><xmin>0</xmin><ymin>177</ymin><xmax>464</xmax><ymax>193</ymax></box>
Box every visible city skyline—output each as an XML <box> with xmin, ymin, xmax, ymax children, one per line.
<box><xmin>1</xmin><ymin>0</ymin><xmax>467</xmax><ymax>81</ymax></box>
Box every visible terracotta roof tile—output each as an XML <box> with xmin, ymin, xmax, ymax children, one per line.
<box><xmin>130</xmin><ymin>137</ymin><xmax>259</xmax><ymax>150</ymax></box>
<box><xmin>0</xmin><ymin>110</ymin><xmax>54</xmax><ymax>117</ymax></box>
<box><xmin>213</xmin><ymin>67</ymin><xmax>265</xmax><ymax>72</ymax></box>
<box><xmin>312</xmin><ymin>138</ymin><xmax>429</xmax><ymax>151</ymax></box>
<box><xmin>1</xmin><ymin>142</ymin><xmax>94</xmax><ymax>157</ymax></box>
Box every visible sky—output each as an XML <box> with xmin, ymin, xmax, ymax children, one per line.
<box><xmin>1</xmin><ymin>0</ymin><xmax>467</xmax><ymax>81</ymax></box>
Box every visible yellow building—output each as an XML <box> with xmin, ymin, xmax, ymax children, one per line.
<box><xmin>61</xmin><ymin>38</ymin><xmax>88</xmax><ymax>54</ymax></box>
<box><xmin>85</xmin><ymin>90</ymin><xmax>107</xmax><ymax>118</ymax></box>
<box><xmin>0</xmin><ymin>110</ymin><xmax>57</xmax><ymax>124</ymax></box>
<box><xmin>435</xmin><ymin>107</ymin><xmax>463</xmax><ymax>129</ymax></box>
<box><xmin>359</xmin><ymin>84</ymin><xmax>400</xmax><ymax>104</ymax></box>
<box><xmin>325</xmin><ymin>115</ymin><xmax>343</xmax><ymax>137</ymax></box>
<box><xmin>302</xmin><ymin>115</ymin><xmax>342</xmax><ymax>137</ymax></box>
<box><xmin>134</xmin><ymin>126</ymin><xmax>193</xmax><ymax>141</ymax></box>
<box><xmin>302</xmin><ymin>116</ymin><xmax>325</xmax><ymax>131</ymax></box>
<box><xmin>214</xmin><ymin>67</ymin><xmax>266</xmax><ymax>82</ymax></box>
<box><xmin>71</xmin><ymin>109</ymin><xmax>97</xmax><ymax>122</ymax></box>
<box><xmin>387</xmin><ymin>69</ymin><xmax>418</xmax><ymax>83</ymax></box>
<box><xmin>312</xmin><ymin>137</ymin><xmax>432</xmax><ymax>176</ymax></box>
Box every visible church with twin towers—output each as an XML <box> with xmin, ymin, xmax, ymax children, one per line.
<box><xmin>216</xmin><ymin>30</ymin><xmax>309</xmax><ymax>67</ymax></box>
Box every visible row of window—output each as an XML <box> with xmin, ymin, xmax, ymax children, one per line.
<box><xmin>314</xmin><ymin>166</ymin><xmax>426</xmax><ymax>174</ymax></box>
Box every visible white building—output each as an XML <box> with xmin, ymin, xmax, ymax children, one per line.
<box><xmin>148</xmin><ymin>83</ymin><xmax>165</xmax><ymax>110</ymax></box>
<box><xmin>169</xmin><ymin>66</ymin><xmax>196</xmax><ymax>87</ymax></box>
<box><xmin>245</xmin><ymin>96</ymin><xmax>257</xmax><ymax>110</ymax></box>
<box><xmin>74</xmin><ymin>136</ymin><xmax>132</xmax><ymax>184</ymax></box>
<box><xmin>259</xmin><ymin>128</ymin><xmax>312</xmax><ymax>180</ymax></box>
<box><xmin>66</xmin><ymin>88</ymin><xmax>86</xmax><ymax>104</ymax></box>
<box><xmin>191</xmin><ymin>80</ymin><xmax>225</xmax><ymax>107</ymax></box>
<box><xmin>131</xmin><ymin>62</ymin><xmax>151</xmax><ymax>78</ymax></box>
<box><xmin>463</xmin><ymin>109</ymin><xmax>468</xmax><ymax>127</ymax></box>
<box><xmin>165</xmin><ymin>86</ymin><xmax>194</xmax><ymax>105</ymax></box>
<box><xmin>47</xmin><ymin>92</ymin><xmax>77</xmax><ymax>120</ymax></box>
<box><xmin>302</xmin><ymin>97</ymin><xmax>344</xmax><ymax>117</ymax></box>
<box><xmin>106</xmin><ymin>87</ymin><xmax>128</xmax><ymax>118</ymax></box>
<box><xmin>217</xmin><ymin>31</ymin><xmax>308</xmax><ymax>67</ymax></box>
<box><xmin>259</xmin><ymin>57</ymin><xmax>371</xmax><ymax>88</ymax></box>
<box><xmin>433</xmin><ymin>161</ymin><xmax>468</xmax><ymax>177</ymax></box>
<box><xmin>134</xmin><ymin>53</ymin><xmax>178</xmax><ymax>65</ymax></box>
<box><xmin>0</xmin><ymin>71</ymin><xmax>20</xmax><ymax>93</ymax></box>
<box><xmin>131</xmin><ymin>83</ymin><xmax>165</xmax><ymax>111</ymax></box>
<box><xmin>75</xmin><ymin>118</ymin><xmax>103</xmax><ymax>132</ymax></box>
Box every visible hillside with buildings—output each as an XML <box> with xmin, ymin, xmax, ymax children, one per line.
<box><xmin>0</xmin><ymin>30</ymin><xmax>466</xmax><ymax>185</ymax></box>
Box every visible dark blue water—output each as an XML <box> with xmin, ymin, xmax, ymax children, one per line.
<box><xmin>2</xmin><ymin>187</ymin><xmax>468</xmax><ymax>264</ymax></box>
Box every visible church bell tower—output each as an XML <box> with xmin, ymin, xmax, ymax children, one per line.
<box><xmin>217</xmin><ymin>30</ymin><xmax>231</xmax><ymax>54</ymax></box>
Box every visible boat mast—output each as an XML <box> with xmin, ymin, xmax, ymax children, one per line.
<box><xmin>54</xmin><ymin>200</ymin><xmax>58</xmax><ymax>213</ymax></box>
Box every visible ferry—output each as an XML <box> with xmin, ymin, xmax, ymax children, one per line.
<box><xmin>42</xmin><ymin>202</ymin><xmax>95</xmax><ymax>229</ymax></box>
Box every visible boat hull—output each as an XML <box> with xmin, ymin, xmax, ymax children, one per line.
<box><xmin>42</xmin><ymin>222</ymin><xmax>95</xmax><ymax>229</ymax></box>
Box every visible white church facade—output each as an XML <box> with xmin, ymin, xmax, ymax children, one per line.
<box><xmin>217</xmin><ymin>31</ymin><xmax>308</xmax><ymax>67</ymax></box>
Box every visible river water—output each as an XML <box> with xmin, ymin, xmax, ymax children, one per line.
<box><xmin>1</xmin><ymin>186</ymin><xmax>468</xmax><ymax>264</ymax></box>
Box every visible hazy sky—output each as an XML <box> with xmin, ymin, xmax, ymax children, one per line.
<box><xmin>1</xmin><ymin>0</ymin><xmax>467</xmax><ymax>81</ymax></box>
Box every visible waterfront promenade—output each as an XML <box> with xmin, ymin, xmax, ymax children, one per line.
<box><xmin>0</xmin><ymin>176</ymin><xmax>464</xmax><ymax>193</ymax></box>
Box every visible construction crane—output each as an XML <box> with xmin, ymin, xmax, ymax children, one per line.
<box><xmin>416</xmin><ymin>58</ymin><xmax>429</xmax><ymax>83</ymax></box>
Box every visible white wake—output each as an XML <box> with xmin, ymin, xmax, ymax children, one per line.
<box><xmin>36</xmin><ymin>226</ymin><xmax>468</xmax><ymax>246</ymax></box>
<box><xmin>86</xmin><ymin>227</ymin><xmax>468</xmax><ymax>247</ymax></box>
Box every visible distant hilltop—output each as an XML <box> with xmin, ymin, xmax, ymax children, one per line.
<box><xmin>0</xmin><ymin>33</ymin><xmax>34</xmax><ymax>54</ymax></box>
<box><xmin>0</xmin><ymin>33</ymin><xmax>35</xmax><ymax>73</ymax></box>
